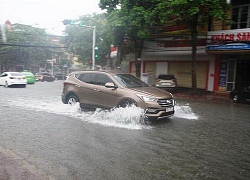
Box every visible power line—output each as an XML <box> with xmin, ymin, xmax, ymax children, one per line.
<box><xmin>0</xmin><ymin>43</ymin><xmax>67</xmax><ymax>49</ymax></box>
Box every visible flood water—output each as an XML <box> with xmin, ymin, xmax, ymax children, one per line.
<box><xmin>0</xmin><ymin>81</ymin><xmax>249</xmax><ymax>180</ymax></box>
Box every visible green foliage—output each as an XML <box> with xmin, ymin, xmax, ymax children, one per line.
<box><xmin>99</xmin><ymin>0</ymin><xmax>165</xmax><ymax>76</ymax></box>
<box><xmin>152</xmin><ymin>0</ymin><xmax>229</xmax><ymax>92</ymax></box>
<box><xmin>0</xmin><ymin>24</ymin><xmax>58</xmax><ymax>72</ymax></box>
<box><xmin>99</xmin><ymin>0</ymin><xmax>120</xmax><ymax>13</ymax></box>
<box><xmin>63</xmin><ymin>14</ymin><xmax>112</xmax><ymax>66</ymax></box>
<box><xmin>154</xmin><ymin>0</ymin><xmax>228</xmax><ymax>29</ymax></box>
<box><xmin>102</xmin><ymin>0</ymin><xmax>162</xmax><ymax>41</ymax></box>
<box><xmin>99</xmin><ymin>0</ymin><xmax>229</xmax><ymax>84</ymax></box>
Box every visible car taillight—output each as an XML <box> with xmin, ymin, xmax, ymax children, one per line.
<box><xmin>172</xmin><ymin>79</ymin><xmax>176</xmax><ymax>82</ymax></box>
<box><xmin>156</xmin><ymin>79</ymin><xmax>160</xmax><ymax>82</ymax></box>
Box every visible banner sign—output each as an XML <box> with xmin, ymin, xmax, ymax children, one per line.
<box><xmin>218</xmin><ymin>60</ymin><xmax>227</xmax><ymax>91</ymax></box>
<box><xmin>206</xmin><ymin>28</ymin><xmax>250</xmax><ymax>51</ymax></box>
<box><xmin>206</xmin><ymin>43</ymin><xmax>250</xmax><ymax>51</ymax></box>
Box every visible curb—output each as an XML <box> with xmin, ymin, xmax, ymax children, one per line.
<box><xmin>172</xmin><ymin>92</ymin><xmax>231</xmax><ymax>103</ymax></box>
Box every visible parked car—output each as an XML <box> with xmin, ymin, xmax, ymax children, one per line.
<box><xmin>0</xmin><ymin>72</ymin><xmax>27</xmax><ymax>88</ymax></box>
<box><xmin>41</xmin><ymin>73</ymin><xmax>55</xmax><ymax>82</ymax></box>
<box><xmin>155</xmin><ymin>74</ymin><xmax>177</xmax><ymax>91</ymax></box>
<box><xmin>62</xmin><ymin>71</ymin><xmax>175</xmax><ymax>121</ymax></box>
<box><xmin>35</xmin><ymin>72</ymin><xmax>55</xmax><ymax>82</ymax></box>
<box><xmin>55</xmin><ymin>73</ymin><xmax>64</xmax><ymax>80</ymax></box>
<box><xmin>21</xmin><ymin>70</ymin><xmax>35</xmax><ymax>84</ymax></box>
<box><xmin>34</xmin><ymin>73</ymin><xmax>43</xmax><ymax>81</ymax></box>
<box><xmin>230</xmin><ymin>85</ymin><xmax>250</xmax><ymax>103</ymax></box>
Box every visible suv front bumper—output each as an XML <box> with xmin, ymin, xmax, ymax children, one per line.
<box><xmin>145</xmin><ymin>106</ymin><xmax>175</xmax><ymax>120</ymax></box>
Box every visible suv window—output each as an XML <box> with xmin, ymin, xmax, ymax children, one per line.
<box><xmin>113</xmin><ymin>74</ymin><xmax>149</xmax><ymax>88</ymax></box>
<box><xmin>78</xmin><ymin>73</ymin><xmax>95</xmax><ymax>84</ymax></box>
<box><xmin>96</xmin><ymin>74</ymin><xmax>113</xmax><ymax>86</ymax></box>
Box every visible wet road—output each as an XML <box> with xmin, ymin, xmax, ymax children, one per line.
<box><xmin>0</xmin><ymin>81</ymin><xmax>250</xmax><ymax>180</ymax></box>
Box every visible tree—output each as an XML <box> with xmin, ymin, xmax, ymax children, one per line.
<box><xmin>0</xmin><ymin>24</ymin><xmax>57</xmax><ymax>72</ymax></box>
<box><xmin>63</xmin><ymin>14</ymin><xmax>112</xmax><ymax>68</ymax></box>
<box><xmin>100</xmin><ymin>0</ymin><xmax>229</xmax><ymax>91</ymax></box>
<box><xmin>154</xmin><ymin>0</ymin><xmax>229</xmax><ymax>93</ymax></box>
<box><xmin>100</xmin><ymin>0</ymin><xmax>162</xmax><ymax>77</ymax></box>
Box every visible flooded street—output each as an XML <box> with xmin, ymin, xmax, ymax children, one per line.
<box><xmin>0</xmin><ymin>81</ymin><xmax>249</xmax><ymax>180</ymax></box>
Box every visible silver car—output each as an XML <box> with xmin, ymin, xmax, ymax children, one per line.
<box><xmin>155</xmin><ymin>74</ymin><xmax>177</xmax><ymax>91</ymax></box>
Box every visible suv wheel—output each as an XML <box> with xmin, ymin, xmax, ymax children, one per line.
<box><xmin>118</xmin><ymin>99</ymin><xmax>137</xmax><ymax>108</ymax></box>
<box><xmin>66</xmin><ymin>94</ymin><xmax>79</xmax><ymax>105</ymax></box>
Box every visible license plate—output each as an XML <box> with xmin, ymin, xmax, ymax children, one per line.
<box><xmin>166</xmin><ymin>107</ymin><xmax>174</xmax><ymax>112</ymax></box>
<box><xmin>162</xmin><ymin>83</ymin><xmax>171</xmax><ymax>85</ymax></box>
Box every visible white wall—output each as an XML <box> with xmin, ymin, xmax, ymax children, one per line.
<box><xmin>207</xmin><ymin>59</ymin><xmax>215</xmax><ymax>91</ymax></box>
<box><xmin>156</xmin><ymin>62</ymin><xmax>168</xmax><ymax>76</ymax></box>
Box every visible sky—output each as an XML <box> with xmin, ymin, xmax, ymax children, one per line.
<box><xmin>0</xmin><ymin>0</ymin><xmax>105</xmax><ymax>35</ymax></box>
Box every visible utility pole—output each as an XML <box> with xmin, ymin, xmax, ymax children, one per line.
<box><xmin>91</xmin><ymin>26</ymin><xmax>96</xmax><ymax>70</ymax></box>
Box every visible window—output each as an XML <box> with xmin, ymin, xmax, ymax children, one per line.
<box><xmin>112</xmin><ymin>74</ymin><xmax>149</xmax><ymax>88</ymax></box>
<box><xmin>78</xmin><ymin>73</ymin><xmax>95</xmax><ymax>84</ymax></box>
<box><xmin>96</xmin><ymin>74</ymin><xmax>113</xmax><ymax>86</ymax></box>
<box><xmin>10</xmin><ymin>73</ymin><xmax>24</xmax><ymax>76</ymax></box>
<box><xmin>158</xmin><ymin>74</ymin><xmax>175</xmax><ymax>80</ymax></box>
<box><xmin>0</xmin><ymin>73</ymin><xmax>7</xmax><ymax>77</ymax></box>
<box><xmin>231</xmin><ymin>2</ymin><xmax>250</xmax><ymax>29</ymax></box>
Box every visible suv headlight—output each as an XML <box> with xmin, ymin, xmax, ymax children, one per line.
<box><xmin>135</xmin><ymin>94</ymin><xmax>156</xmax><ymax>102</ymax></box>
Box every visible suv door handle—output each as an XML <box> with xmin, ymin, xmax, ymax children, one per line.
<box><xmin>93</xmin><ymin>88</ymin><xmax>99</xmax><ymax>92</ymax></box>
<box><xmin>75</xmin><ymin>84</ymin><xmax>80</xmax><ymax>87</ymax></box>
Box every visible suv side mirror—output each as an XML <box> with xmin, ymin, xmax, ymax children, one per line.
<box><xmin>105</xmin><ymin>82</ymin><xmax>118</xmax><ymax>89</ymax></box>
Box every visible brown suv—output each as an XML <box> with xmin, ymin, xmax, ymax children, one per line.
<box><xmin>61</xmin><ymin>71</ymin><xmax>175</xmax><ymax>120</ymax></box>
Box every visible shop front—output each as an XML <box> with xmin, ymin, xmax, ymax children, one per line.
<box><xmin>207</xmin><ymin>28</ymin><xmax>250</xmax><ymax>92</ymax></box>
<box><xmin>129</xmin><ymin>40</ymin><xmax>212</xmax><ymax>89</ymax></box>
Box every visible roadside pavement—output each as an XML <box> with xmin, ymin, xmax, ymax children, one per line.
<box><xmin>171</xmin><ymin>88</ymin><xmax>231</xmax><ymax>103</ymax></box>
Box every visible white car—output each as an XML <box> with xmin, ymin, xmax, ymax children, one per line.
<box><xmin>0</xmin><ymin>72</ymin><xmax>27</xmax><ymax>88</ymax></box>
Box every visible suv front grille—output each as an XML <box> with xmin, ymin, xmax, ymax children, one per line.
<box><xmin>157</xmin><ymin>99</ymin><xmax>174</xmax><ymax>107</ymax></box>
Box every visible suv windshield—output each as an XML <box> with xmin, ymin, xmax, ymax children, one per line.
<box><xmin>113</xmin><ymin>74</ymin><xmax>149</xmax><ymax>88</ymax></box>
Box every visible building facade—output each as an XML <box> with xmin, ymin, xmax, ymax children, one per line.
<box><xmin>129</xmin><ymin>0</ymin><xmax>250</xmax><ymax>92</ymax></box>
<box><xmin>206</xmin><ymin>0</ymin><xmax>250</xmax><ymax>92</ymax></box>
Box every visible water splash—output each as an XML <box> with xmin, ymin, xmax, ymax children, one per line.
<box><xmin>83</xmin><ymin>106</ymin><xmax>149</xmax><ymax>129</ymax></box>
<box><xmin>7</xmin><ymin>99</ymin><xmax>149</xmax><ymax>130</ymax></box>
<box><xmin>174</xmin><ymin>103</ymin><xmax>199</xmax><ymax>120</ymax></box>
<box><xmin>7</xmin><ymin>98</ymin><xmax>199</xmax><ymax>129</ymax></box>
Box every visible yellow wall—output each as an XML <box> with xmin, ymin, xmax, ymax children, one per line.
<box><xmin>169</xmin><ymin>62</ymin><xmax>207</xmax><ymax>89</ymax></box>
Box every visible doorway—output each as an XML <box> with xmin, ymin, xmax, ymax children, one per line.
<box><xmin>235</xmin><ymin>58</ymin><xmax>250</xmax><ymax>89</ymax></box>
